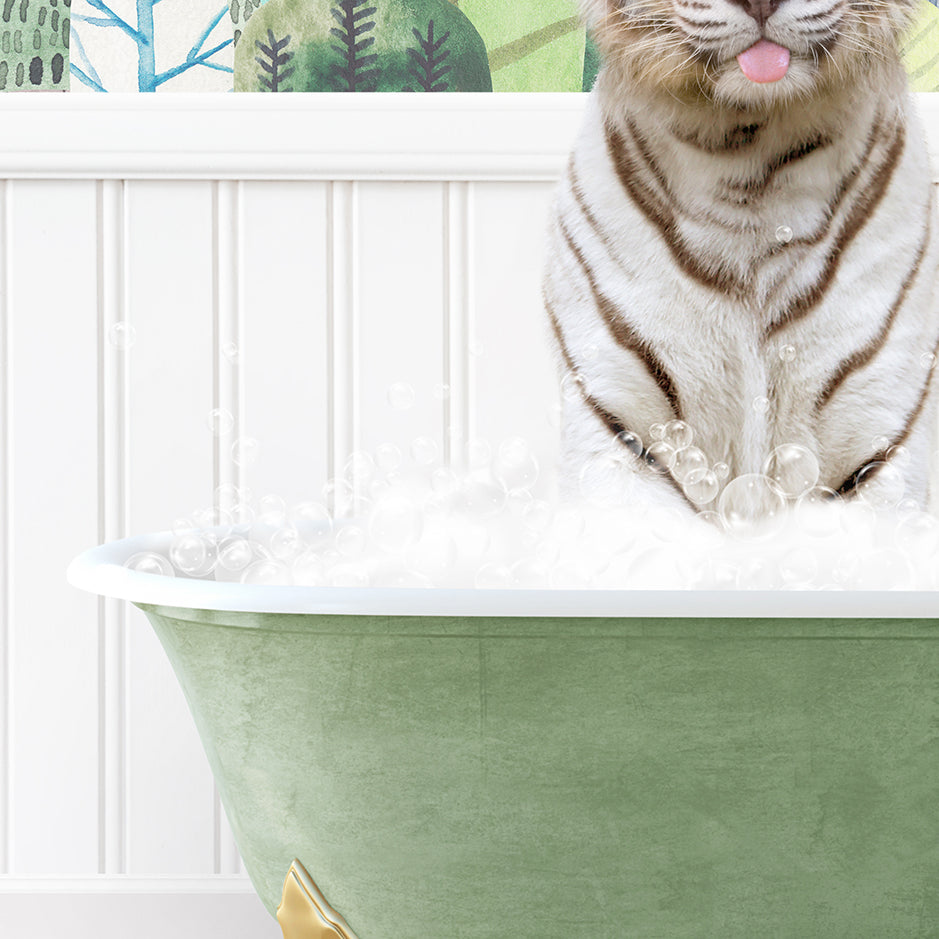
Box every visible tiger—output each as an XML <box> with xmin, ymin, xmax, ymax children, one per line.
<box><xmin>544</xmin><ymin>0</ymin><xmax>939</xmax><ymax>517</ymax></box>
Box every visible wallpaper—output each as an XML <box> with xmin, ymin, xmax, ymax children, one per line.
<box><xmin>0</xmin><ymin>0</ymin><xmax>937</xmax><ymax>92</ymax></box>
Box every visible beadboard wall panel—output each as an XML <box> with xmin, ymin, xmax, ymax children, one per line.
<box><xmin>122</xmin><ymin>181</ymin><xmax>218</xmax><ymax>877</ymax></box>
<box><xmin>8</xmin><ymin>181</ymin><xmax>101</xmax><ymax>875</ymax></box>
<box><xmin>471</xmin><ymin>181</ymin><xmax>561</xmax><ymax>499</ymax></box>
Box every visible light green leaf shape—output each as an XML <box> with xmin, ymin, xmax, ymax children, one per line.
<box><xmin>454</xmin><ymin>0</ymin><xmax>585</xmax><ymax>92</ymax></box>
<box><xmin>234</xmin><ymin>0</ymin><xmax>491</xmax><ymax>92</ymax></box>
<box><xmin>902</xmin><ymin>0</ymin><xmax>939</xmax><ymax>92</ymax></box>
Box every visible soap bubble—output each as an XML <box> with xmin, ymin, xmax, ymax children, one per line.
<box><xmin>344</xmin><ymin>451</ymin><xmax>377</xmax><ymax>487</ymax></box>
<box><xmin>387</xmin><ymin>382</ymin><xmax>416</xmax><ymax>410</ymax></box>
<box><xmin>207</xmin><ymin>408</ymin><xmax>234</xmax><ymax>437</ymax></box>
<box><xmin>779</xmin><ymin>344</ymin><xmax>797</xmax><ymax>363</ymax></box>
<box><xmin>684</xmin><ymin>468</ymin><xmax>719</xmax><ymax>505</ymax></box>
<box><xmin>108</xmin><ymin>322</ymin><xmax>136</xmax><ymax>350</ymax></box>
<box><xmin>323</xmin><ymin>478</ymin><xmax>355</xmax><ymax>517</ymax></box>
<box><xmin>169</xmin><ymin>533</ymin><xmax>216</xmax><ymax>576</ymax></box>
<box><xmin>457</xmin><ymin>472</ymin><xmax>507</xmax><ymax>518</ymax></box>
<box><xmin>713</xmin><ymin>461</ymin><xmax>731</xmax><ymax>481</ymax></box>
<box><xmin>614</xmin><ymin>430</ymin><xmax>643</xmax><ymax>455</ymax></box>
<box><xmin>493</xmin><ymin>437</ymin><xmax>539</xmax><ymax>491</ymax></box>
<box><xmin>213</xmin><ymin>482</ymin><xmax>241</xmax><ymax>509</ymax></box>
<box><xmin>375</xmin><ymin>443</ymin><xmax>403</xmax><ymax>473</ymax></box>
<box><xmin>855</xmin><ymin>461</ymin><xmax>905</xmax><ymax>510</ymax></box>
<box><xmin>217</xmin><ymin>537</ymin><xmax>254</xmax><ymax>572</ymax></box>
<box><xmin>289</xmin><ymin>501</ymin><xmax>333</xmax><ymax>548</ymax></box>
<box><xmin>467</xmin><ymin>438</ymin><xmax>492</xmax><ymax>468</ymax></box>
<box><xmin>646</xmin><ymin>441</ymin><xmax>677</xmax><ymax>473</ymax></box>
<box><xmin>258</xmin><ymin>493</ymin><xmax>287</xmax><ymax>522</ymax></box>
<box><xmin>270</xmin><ymin>526</ymin><xmax>303</xmax><ymax>561</ymax></box>
<box><xmin>718</xmin><ymin>474</ymin><xmax>786</xmax><ymax>541</ymax></box>
<box><xmin>885</xmin><ymin>444</ymin><xmax>911</xmax><ymax>469</ymax></box>
<box><xmin>752</xmin><ymin>396</ymin><xmax>770</xmax><ymax>415</ymax></box>
<box><xmin>871</xmin><ymin>434</ymin><xmax>891</xmax><ymax>452</ymax></box>
<box><xmin>920</xmin><ymin>352</ymin><xmax>936</xmax><ymax>371</ymax></box>
<box><xmin>663</xmin><ymin>420</ymin><xmax>693</xmax><ymax>450</ymax></box>
<box><xmin>506</xmin><ymin>488</ymin><xmax>534</xmax><ymax>516</ymax></box>
<box><xmin>369</xmin><ymin>496</ymin><xmax>423</xmax><ymax>552</ymax></box>
<box><xmin>560</xmin><ymin>372</ymin><xmax>586</xmax><ymax>402</ymax></box>
<box><xmin>411</xmin><ymin>436</ymin><xmax>440</xmax><ymax>466</ymax></box>
<box><xmin>125</xmin><ymin>552</ymin><xmax>174</xmax><ymax>577</ymax></box>
<box><xmin>762</xmin><ymin>444</ymin><xmax>820</xmax><ymax>498</ymax></box>
<box><xmin>648</xmin><ymin>423</ymin><xmax>666</xmax><ymax>441</ymax></box>
<box><xmin>583</xmin><ymin>343</ymin><xmax>601</xmax><ymax>362</ymax></box>
<box><xmin>222</xmin><ymin>341</ymin><xmax>241</xmax><ymax>365</ymax></box>
<box><xmin>241</xmin><ymin>560</ymin><xmax>290</xmax><ymax>586</ymax></box>
<box><xmin>775</xmin><ymin>225</ymin><xmax>794</xmax><ymax>244</ymax></box>
<box><xmin>673</xmin><ymin>446</ymin><xmax>708</xmax><ymax>483</ymax></box>
<box><xmin>231</xmin><ymin>437</ymin><xmax>260</xmax><ymax>467</ymax></box>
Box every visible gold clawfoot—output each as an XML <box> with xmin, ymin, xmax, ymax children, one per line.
<box><xmin>277</xmin><ymin>859</ymin><xmax>359</xmax><ymax>939</ymax></box>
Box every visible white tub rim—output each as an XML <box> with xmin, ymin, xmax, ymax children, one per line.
<box><xmin>66</xmin><ymin>531</ymin><xmax>939</xmax><ymax>619</ymax></box>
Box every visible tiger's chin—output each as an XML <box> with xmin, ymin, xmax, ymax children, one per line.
<box><xmin>709</xmin><ymin>56</ymin><xmax>823</xmax><ymax>110</ymax></box>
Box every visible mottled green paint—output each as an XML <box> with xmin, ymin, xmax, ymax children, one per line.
<box><xmin>234</xmin><ymin>0</ymin><xmax>491</xmax><ymax>93</ymax></box>
<box><xmin>455</xmin><ymin>0</ymin><xmax>585</xmax><ymax>92</ymax></box>
<box><xmin>142</xmin><ymin>603</ymin><xmax>939</xmax><ymax>937</ymax></box>
<box><xmin>0</xmin><ymin>0</ymin><xmax>67</xmax><ymax>91</ymax></box>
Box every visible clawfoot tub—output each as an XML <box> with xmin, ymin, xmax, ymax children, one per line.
<box><xmin>68</xmin><ymin>532</ymin><xmax>939</xmax><ymax>937</ymax></box>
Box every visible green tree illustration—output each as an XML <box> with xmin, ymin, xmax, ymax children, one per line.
<box><xmin>404</xmin><ymin>19</ymin><xmax>451</xmax><ymax>92</ymax></box>
<box><xmin>329</xmin><ymin>0</ymin><xmax>379</xmax><ymax>92</ymax></box>
<box><xmin>255</xmin><ymin>27</ymin><xmax>294</xmax><ymax>90</ymax></box>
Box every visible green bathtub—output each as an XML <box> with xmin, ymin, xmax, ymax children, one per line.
<box><xmin>69</xmin><ymin>534</ymin><xmax>939</xmax><ymax>937</ymax></box>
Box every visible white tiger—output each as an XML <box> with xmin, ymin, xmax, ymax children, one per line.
<box><xmin>545</xmin><ymin>0</ymin><xmax>939</xmax><ymax>515</ymax></box>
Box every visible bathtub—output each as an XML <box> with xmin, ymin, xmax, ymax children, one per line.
<box><xmin>68</xmin><ymin>531</ymin><xmax>939</xmax><ymax>937</ymax></box>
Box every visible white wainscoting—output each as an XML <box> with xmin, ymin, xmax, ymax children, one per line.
<box><xmin>0</xmin><ymin>93</ymin><xmax>937</xmax><ymax>937</ymax></box>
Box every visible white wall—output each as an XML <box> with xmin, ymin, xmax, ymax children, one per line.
<box><xmin>0</xmin><ymin>93</ymin><xmax>938</xmax><ymax>936</ymax></box>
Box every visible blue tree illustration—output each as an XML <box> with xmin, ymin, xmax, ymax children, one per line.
<box><xmin>70</xmin><ymin>0</ymin><xmax>233</xmax><ymax>92</ymax></box>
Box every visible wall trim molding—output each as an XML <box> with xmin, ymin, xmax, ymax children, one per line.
<box><xmin>0</xmin><ymin>93</ymin><xmax>586</xmax><ymax>181</ymax></box>
<box><xmin>0</xmin><ymin>93</ymin><xmax>938</xmax><ymax>182</ymax></box>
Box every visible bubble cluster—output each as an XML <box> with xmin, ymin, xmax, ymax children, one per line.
<box><xmin>124</xmin><ymin>433</ymin><xmax>939</xmax><ymax>591</ymax></box>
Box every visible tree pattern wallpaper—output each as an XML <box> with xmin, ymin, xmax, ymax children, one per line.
<box><xmin>0</xmin><ymin>0</ymin><xmax>938</xmax><ymax>91</ymax></box>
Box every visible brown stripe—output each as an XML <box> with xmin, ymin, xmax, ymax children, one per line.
<box><xmin>606</xmin><ymin>121</ymin><xmax>742</xmax><ymax>295</ymax></box>
<box><xmin>673</xmin><ymin>121</ymin><xmax>762</xmax><ymax>154</ymax></box>
<box><xmin>567</xmin><ymin>160</ymin><xmax>626</xmax><ymax>268</ymax></box>
<box><xmin>557</xmin><ymin>216</ymin><xmax>684</xmax><ymax>420</ymax></box>
<box><xmin>816</xmin><ymin>211</ymin><xmax>931</xmax><ymax>411</ymax></box>
<box><xmin>835</xmin><ymin>326</ymin><xmax>939</xmax><ymax>498</ymax></box>
<box><xmin>544</xmin><ymin>293</ymin><xmax>698</xmax><ymax>510</ymax></box>
<box><xmin>765</xmin><ymin>121</ymin><xmax>905</xmax><ymax>340</ymax></box>
<box><xmin>722</xmin><ymin>133</ymin><xmax>831</xmax><ymax>201</ymax></box>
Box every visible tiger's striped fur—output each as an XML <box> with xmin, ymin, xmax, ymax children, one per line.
<box><xmin>546</xmin><ymin>0</ymin><xmax>939</xmax><ymax>513</ymax></box>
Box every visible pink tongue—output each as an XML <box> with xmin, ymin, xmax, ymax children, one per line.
<box><xmin>737</xmin><ymin>39</ymin><xmax>790</xmax><ymax>83</ymax></box>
